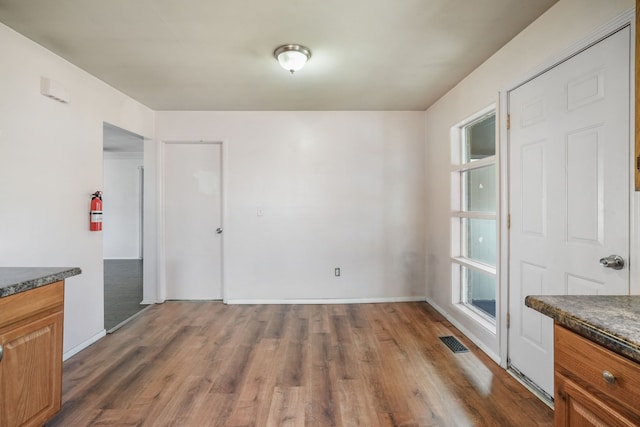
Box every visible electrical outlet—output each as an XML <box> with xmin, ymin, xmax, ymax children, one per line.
<box><xmin>335</xmin><ymin>267</ymin><xmax>340</xmax><ymax>277</ymax></box>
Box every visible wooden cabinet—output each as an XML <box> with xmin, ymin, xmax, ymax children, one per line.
<box><xmin>0</xmin><ymin>281</ymin><xmax>64</xmax><ymax>427</ymax></box>
<box><xmin>554</xmin><ymin>324</ymin><xmax>640</xmax><ymax>426</ymax></box>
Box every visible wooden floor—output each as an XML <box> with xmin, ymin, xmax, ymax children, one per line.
<box><xmin>47</xmin><ymin>302</ymin><xmax>553</xmax><ymax>426</ymax></box>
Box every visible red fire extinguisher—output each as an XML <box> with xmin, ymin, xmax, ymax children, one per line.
<box><xmin>90</xmin><ymin>191</ymin><xmax>103</xmax><ymax>231</ymax></box>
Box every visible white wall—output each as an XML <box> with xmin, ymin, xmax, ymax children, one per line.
<box><xmin>156</xmin><ymin>111</ymin><xmax>426</xmax><ymax>302</ymax></box>
<box><xmin>0</xmin><ymin>23</ymin><xmax>155</xmax><ymax>356</ymax></box>
<box><xmin>103</xmin><ymin>152</ymin><xmax>143</xmax><ymax>259</ymax></box>
<box><xmin>424</xmin><ymin>0</ymin><xmax>634</xmax><ymax>362</ymax></box>
<box><xmin>142</xmin><ymin>137</ymin><xmax>158</xmax><ymax>304</ymax></box>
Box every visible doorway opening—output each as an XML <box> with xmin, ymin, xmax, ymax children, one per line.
<box><xmin>103</xmin><ymin>123</ymin><xmax>149</xmax><ymax>332</ymax></box>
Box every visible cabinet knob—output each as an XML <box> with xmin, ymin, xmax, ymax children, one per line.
<box><xmin>602</xmin><ymin>370</ymin><xmax>616</xmax><ymax>384</ymax></box>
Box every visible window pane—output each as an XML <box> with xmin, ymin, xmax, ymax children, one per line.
<box><xmin>462</xmin><ymin>113</ymin><xmax>495</xmax><ymax>163</ymax></box>
<box><xmin>463</xmin><ymin>267</ymin><xmax>496</xmax><ymax>319</ymax></box>
<box><xmin>452</xmin><ymin>108</ymin><xmax>498</xmax><ymax>328</ymax></box>
<box><xmin>463</xmin><ymin>164</ymin><xmax>496</xmax><ymax>212</ymax></box>
<box><xmin>463</xmin><ymin>218</ymin><xmax>496</xmax><ymax>266</ymax></box>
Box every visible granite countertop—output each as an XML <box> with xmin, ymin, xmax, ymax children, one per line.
<box><xmin>0</xmin><ymin>267</ymin><xmax>81</xmax><ymax>298</ymax></box>
<box><xmin>526</xmin><ymin>295</ymin><xmax>640</xmax><ymax>364</ymax></box>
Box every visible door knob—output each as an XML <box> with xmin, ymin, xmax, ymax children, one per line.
<box><xmin>599</xmin><ymin>255</ymin><xmax>624</xmax><ymax>270</ymax></box>
<box><xmin>216</xmin><ymin>228</ymin><xmax>223</xmax><ymax>234</ymax></box>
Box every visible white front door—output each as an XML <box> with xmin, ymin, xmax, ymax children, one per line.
<box><xmin>508</xmin><ymin>27</ymin><xmax>630</xmax><ymax>396</ymax></box>
<box><xmin>164</xmin><ymin>142</ymin><xmax>223</xmax><ymax>300</ymax></box>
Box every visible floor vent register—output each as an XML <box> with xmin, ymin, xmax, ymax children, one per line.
<box><xmin>439</xmin><ymin>336</ymin><xmax>469</xmax><ymax>354</ymax></box>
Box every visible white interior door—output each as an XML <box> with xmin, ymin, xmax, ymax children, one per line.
<box><xmin>164</xmin><ymin>142</ymin><xmax>223</xmax><ymax>300</ymax></box>
<box><xmin>507</xmin><ymin>27</ymin><xmax>630</xmax><ymax>397</ymax></box>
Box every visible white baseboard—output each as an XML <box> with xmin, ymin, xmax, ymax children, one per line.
<box><xmin>107</xmin><ymin>305</ymin><xmax>153</xmax><ymax>334</ymax></box>
<box><xmin>225</xmin><ymin>296</ymin><xmax>426</xmax><ymax>305</ymax></box>
<box><xmin>140</xmin><ymin>300</ymin><xmax>157</xmax><ymax>305</ymax></box>
<box><xmin>63</xmin><ymin>330</ymin><xmax>106</xmax><ymax>361</ymax></box>
<box><xmin>425</xmin><ymin>297</ymin><xmax>501</xmax><ymax>364</ymax></box>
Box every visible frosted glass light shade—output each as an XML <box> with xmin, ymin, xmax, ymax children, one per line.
<box><xmin>274</xmin><ymin>45</ymin><xmax>311</xmax><ymax>74</ymax></box>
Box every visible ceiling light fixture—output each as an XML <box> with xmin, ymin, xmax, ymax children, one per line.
<box><xmin>273</xmin><ymin>44</ymin><xmax>311</xmax><ymax>74</ymax></box>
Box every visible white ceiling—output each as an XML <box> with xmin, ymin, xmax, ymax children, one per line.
<box><xmin>103</xmin><ymin>123</ymin><xmax>144</xmax><ymax>153</ymax></box>
<box><xmin>0</xmin><ymin>0</ymin><xmax>558</xmax><ymax>111</ymax></box>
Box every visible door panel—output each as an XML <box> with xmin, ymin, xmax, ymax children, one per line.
<box><xmin>566</xmin><ymin>127</ymin><xmax>601</xmax><ymax>242</ymax></box>
<box><xmin>508</xmin><ymin>27</ymin><xmax>630</xmax><ymax>396</ymax></box>
<box><xmin>164</xmin><ymin>142</ymin><xmax>222</xmax><ymax>300</ymax></box>
<box><xmin>521</xmin><ymin>142</ymin><xmax>546</xmax><ymax>234</ymax></box>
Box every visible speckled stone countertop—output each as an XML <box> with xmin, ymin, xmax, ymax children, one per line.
<box><xmin>526</xmin><ymin>295</ymin><xmax>640</xmax><ymax>364</ymax></box>
<box><xmin>0</xmin><ymin>267</ymin><xmax>81</xmax><ymax>298</ymax></box>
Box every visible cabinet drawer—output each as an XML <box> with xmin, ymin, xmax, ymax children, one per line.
<box><xmin>555</xmin><ymin>325</ymin><xmax>640</xmax><ymax>413</ymax></box>
<box><xmin>0</xmin><ymin>281</ymin><xmax>64</xmax><ymax>328</ymax></box>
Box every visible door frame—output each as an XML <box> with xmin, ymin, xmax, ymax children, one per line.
<box><xmin>157</xmin><ymin>140</ymin><xmax>228</xmax><ymax>303</ymax></box>
<box><xmin>498</xmin><ymin>8</ymin><xmax>637</xmax><ymax>368</ymax></box>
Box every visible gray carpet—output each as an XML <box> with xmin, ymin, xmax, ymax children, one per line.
<box><xmin>104</xmin><ymin>259</ymin><xmax>148</xmax><ymax>332</ymax></box>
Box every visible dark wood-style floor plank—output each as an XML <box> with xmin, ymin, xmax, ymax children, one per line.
<box><xmin>46</xmin><ymin>302</ymin><xmax>553</xmax><ymax>426</ymax></box>
<box><xmin>104</xmin><ymin>259</ymin><xmax>147</xmax><ymax>331</ymax></box>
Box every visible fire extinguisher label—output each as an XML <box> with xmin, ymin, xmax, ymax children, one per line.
<box><xmin>90</xmin><ymin>211</ymin><xmax>103</xmax><ymax>222</ymax></box>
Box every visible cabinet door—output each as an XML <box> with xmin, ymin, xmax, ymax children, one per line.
<box><xmin>555</xmin><ymin>373</ymin><xmax>638</xmax><ymax>427</ymax></box>
<box><xmin>0</xmin><ymin>311</ymin><xmax>63</xmax><ymax>427</ymax></box>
